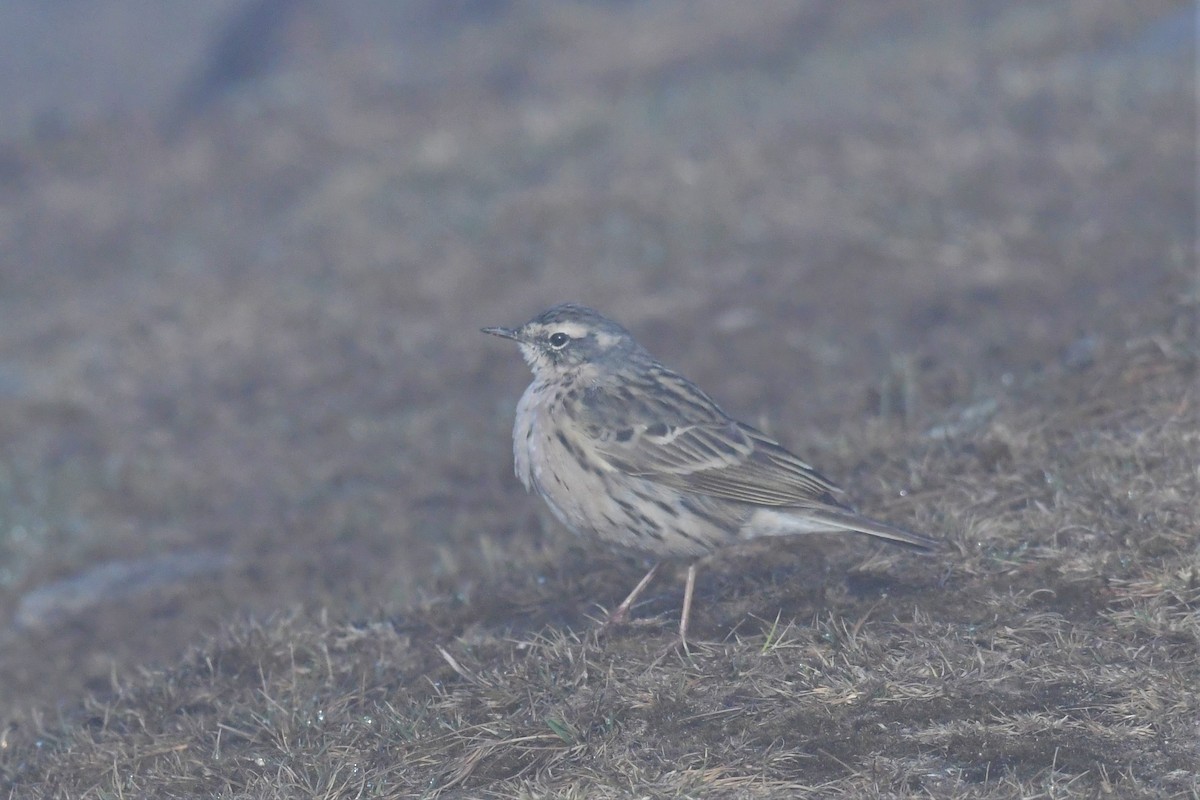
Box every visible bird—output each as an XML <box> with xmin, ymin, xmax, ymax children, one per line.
<box><xmin>483</xmin><ymin>303</ymin><xmax>937</xmax><ymax>645</ymax></box>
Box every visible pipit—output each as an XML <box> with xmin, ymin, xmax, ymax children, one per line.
<box><xmin>484</xmin><ymin>303</ymin><xmax>937</xmax><ymax>644</ymax></box>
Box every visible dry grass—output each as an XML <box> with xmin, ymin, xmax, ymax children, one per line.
<box><xmin>4</xmin><ymin>313</ymin><xmax>1196</xmax><ymax>797</ymax></box>
<box><xmin>0</xmin><ymin>1</ymin><xmax>1195</xmax><ymax>797</ymax></box>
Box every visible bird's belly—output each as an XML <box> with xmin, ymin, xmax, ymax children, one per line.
<box><xmin>522</xmin><ymin>421</ymin><xmax>612</xmax><ymax>538</ymax></box>
<box><xmin>518</xmin><ymin>418</ymin><xmax>733</xmax><ymax>557</ymax></box>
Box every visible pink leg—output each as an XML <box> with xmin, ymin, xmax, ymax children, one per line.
<box><xmin>679</xmin><ymin>563</ymin><xmax>698</xmax><ymax>647</ymax></box>
<box><xmin>604</xmin><ymin>562</ymin><xmax>661</xmax><ymax>627</ymax></box>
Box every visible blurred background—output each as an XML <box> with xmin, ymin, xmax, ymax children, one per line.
<box><xmin>0</xmin><ymin>0</ymin><xmax>1192</xmax><ymax>714</ymax></box>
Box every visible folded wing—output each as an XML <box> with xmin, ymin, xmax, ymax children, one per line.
<box><xmin>582</xmin><ymin>370</ymin><xmax>843</xmax><ymax>507</ymax></box>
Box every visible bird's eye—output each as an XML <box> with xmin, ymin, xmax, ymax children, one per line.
<box><xmin>548</xmin><ymin>332</ymin><xmax>571</xmax><ymax>349</ymax></box>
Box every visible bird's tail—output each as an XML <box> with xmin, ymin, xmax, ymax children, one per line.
<box><xmin>808</xmin><ymin>507</ymin><xmax>939</xmax><ymax>550</ymax></box>
<box><xmin>749</xmin><ymin>506</ymin><xmax>938</xmax><ymax>550</ymax></box>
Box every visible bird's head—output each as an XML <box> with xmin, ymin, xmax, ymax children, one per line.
<box><xmin>483</xmin><ymin>303</ymin><xmax>641</xmax><ymax>378</ymax></box>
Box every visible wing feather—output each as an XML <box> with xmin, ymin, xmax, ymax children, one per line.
<box><xmin>581</xmin><ymin>369</ymin><xmax>843</xmax><ymax>507</ymax></box>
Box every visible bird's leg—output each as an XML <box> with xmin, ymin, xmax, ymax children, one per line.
<box><xmin>603</xmin><ymin>562</ymin><xmax>661</xmax><ymax>627</ymax></box>
<box><xmin>678</xmin><ymin>562</ymin><xmax>698</xmax><ymax>648</ymax></box>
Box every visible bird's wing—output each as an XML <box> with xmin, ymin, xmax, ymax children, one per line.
<box><xmin>596</xmin><ymin>419</ymin><xmax>843</xmax><ymax>506</ymax></box>
<box><xmin>582</xmin><ymin>370</ymin><xmax>843</xmax><ymax>507</ymax></box>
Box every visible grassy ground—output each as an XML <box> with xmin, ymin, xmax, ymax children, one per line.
<box><xmin>0</xmin><ymin>1</ymin><xmax>1195</xmax><ymax>796</ymax></box>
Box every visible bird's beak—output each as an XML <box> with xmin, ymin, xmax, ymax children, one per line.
<box><xmin>481</xmin><ymin>325</ymin><xmax>521</xmax><ymax>341</ymax></box>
